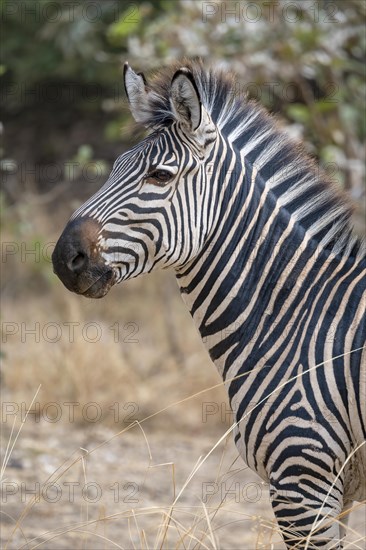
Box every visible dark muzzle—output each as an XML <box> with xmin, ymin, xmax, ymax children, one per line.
<box><xmin>52</xmin><ymin>217</ymin><xmax>115</xmax><ymax>298</ymax></box>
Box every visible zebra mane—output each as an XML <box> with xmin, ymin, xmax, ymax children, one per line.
<box><xmin>134</xmin><ymin>59</ymin><xmax>364</xmax><ymax>260</ymax></box>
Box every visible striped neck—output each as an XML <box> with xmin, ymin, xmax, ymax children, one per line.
<box><xmin>175</xmin><ymin>143</ymin><xmax>355</xmax><ymax>379</ymax></box>
<box><xmin>137</xmin><ymin>60</ymin><xmax>363</xmax><ymax>262</ymax></box>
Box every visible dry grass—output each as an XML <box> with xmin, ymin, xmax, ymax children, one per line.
<box><xmin>1</xmin><ymin>195</ymin><xmax>225</xmax><ymax>429</ymax></box>
<box><xmin>1</xmin><ymin>197</ymin><xmax>365</xmax><ymax>549</ymax></box>
<box><xmin>1</xmin><ymin>401</ymin><xmax>365</xmax><ymax>549</ymax></box>
<box><xmin>0</xmin><ymin>394</ymin><xmax>284</xmax><ymax>549</ymax></box>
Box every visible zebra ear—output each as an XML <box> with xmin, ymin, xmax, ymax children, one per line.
<box><xmin>123</xmin><ymin>62</ymin><xmax>151</xmax><ymax>125</ymax></box>
<box><xmin>170</xmin><ymin>68</ymin><xmax>202</xmax><ymax>131</ymax></box>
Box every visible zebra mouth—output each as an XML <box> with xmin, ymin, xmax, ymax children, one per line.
<box><xmin>81</xmin><ymin>269</ymin><xmax>116</xmax><ymax>299</ymax></box>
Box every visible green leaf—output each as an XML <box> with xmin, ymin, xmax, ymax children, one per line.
<box><xmin>107</xmin><ymin>8</ymin><xmax>141</xmax><ymax>45</ymax></box>
<box><xmin>287</xmin><ymin>104</ymin><xmax>310</xmax><ymax>123</ymax></box>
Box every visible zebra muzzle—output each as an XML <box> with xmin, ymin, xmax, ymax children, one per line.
<box><xmin>52</xmin><ymin>216</ymin><xmax>116</xmax><ymax>299</ymax></box>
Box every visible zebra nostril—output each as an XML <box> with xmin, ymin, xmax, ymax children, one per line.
<box><xmin>68</xmin><ymin>251</ymin><xmax>87</xmax><ymax>273</ymax></box>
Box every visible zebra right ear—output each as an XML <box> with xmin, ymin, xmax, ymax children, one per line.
<box><xmin>170</xmin><ymin>68</ymin><xmax>202</xmax><ymax>131</ymax></box>
<box><xmin>123</xmin><ymin>62</ymin><xmax>151</xmax><ymax>125</ymax></box>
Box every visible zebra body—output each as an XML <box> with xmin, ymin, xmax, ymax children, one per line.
<box><xmin>52</xmin><ymin>61</ymin><xmax>366</xmax><ymax>548</ymax></box>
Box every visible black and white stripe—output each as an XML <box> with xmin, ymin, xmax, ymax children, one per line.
<box><xmin>69</xmin><ymin>61</ymin><xmax>365</xmax><ymax>548</ymax></box>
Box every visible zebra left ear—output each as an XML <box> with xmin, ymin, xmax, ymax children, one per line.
<box><xmin>170</xmin><ymin>68</ymin><xmax>202</xmax><ymax>131</ymax></box>
<box><xmin>123</xmin><ymin>62</ymin><xmax>151</xmax><ymax>125</ymax></box>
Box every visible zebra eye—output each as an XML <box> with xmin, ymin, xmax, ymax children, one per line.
<box><xmin>145</xmin><ymin>169</ymin><xmax>172</xmax><ymax>186</ymax></box>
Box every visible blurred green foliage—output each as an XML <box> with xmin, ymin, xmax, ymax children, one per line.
<box><xmin>65</xmin><ymin>144</ymin><xmax>108</xmax><ymax>180</ymax></box>
<box><xmin>1</xmin><ymin>0</ymin><xmax>365</xmax><ymax>225</ymax></box>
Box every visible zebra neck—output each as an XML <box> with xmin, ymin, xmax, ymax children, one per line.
<box><xmin>175</xmin><ymin>163</ymin><xmax>323</xmax><ymax>378</ymax></box>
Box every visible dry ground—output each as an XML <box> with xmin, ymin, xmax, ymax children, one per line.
<box><xmin>1</xmin><ymin>417</ymin><xmax>365</xmax><ymax>549</ymax></box>
<box><xmin>1</xmin><ymin>198</ymin><xmax>365</xmax><ymax>549</ymax></box>
<box><xmin>1</xmin><ymin>418</ymin><xmax>281</xmax><ymax>549</ymax></box>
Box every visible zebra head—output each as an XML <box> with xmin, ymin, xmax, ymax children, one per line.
<box><xmin>52</xmin><ymin>63</ymin><xmax>219</xmax><ymax>298</ymax></box>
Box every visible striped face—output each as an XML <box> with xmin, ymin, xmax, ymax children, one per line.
<box><xmin>75</xmin><ymin>123</ymin><xmax>216</xmax><ymax>280</ymax></box>
<box><xmin>52</xmin><ymin>64</ymin><xmax>217</xmax><ymax>298</ymax></box>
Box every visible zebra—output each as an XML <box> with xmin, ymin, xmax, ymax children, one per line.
<box><xmin>52</xmin><ymin>60</ymin><xmax>365</xmax><ymax>548</ymax></box>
